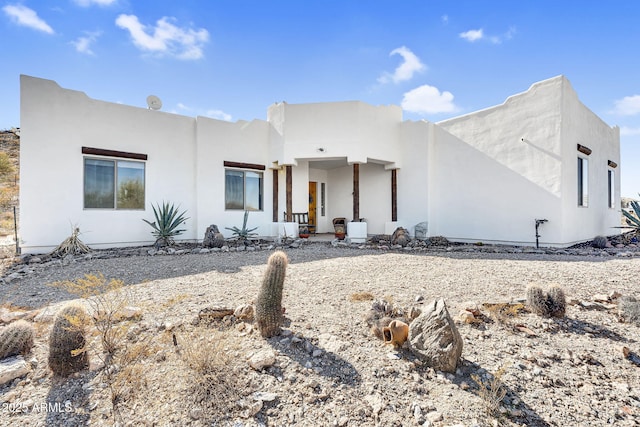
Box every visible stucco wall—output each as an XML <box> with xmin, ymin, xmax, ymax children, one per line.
<box><xmin>20</xmin><ymin>76</ymin><xmax>197</xmax><ymax>252</ymax></box>
<box><xmin>559</xmin><ymin>80</ymin><xmax>621</xmax><ymax>244</ymax></box>
<box><xmin>195</xmin><ymin>117</ymin><xmax>271</xmax><ymax>238</ymax></box>
<box><xmin>428</xmin><ymin>126</ymin><xmax>563</xmax><ymax>245</ymax></box>
<box><xmin>268</xmin><ymin>101</ymin><xmax>402</xmax><ymax>167</ymax></box>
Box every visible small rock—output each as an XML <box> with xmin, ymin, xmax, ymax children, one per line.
<box><xmin>426</xmin><ymin>411</ymin><xmax>443</xmax><ymax>423</ymax></box>
<box><xmin>248</xmin><ymin>349</ymin><xmax>276</xmax><ymax>371</ymax></box>
<box><xmin>0</xmin><ymin>356</ymin><xmax>30</xmax><ymax>386</ymax></box>
<box><xmin>253</xmin><ymin>391</ymin><xmax>278</xmax><ymax>402</ymax></box>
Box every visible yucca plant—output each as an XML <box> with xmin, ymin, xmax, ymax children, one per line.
<box><xmin>142</xmin><ymin>201</ymin><xmax>189</xmax><ymax>247</ymax></box>
<box><xmin>225</xmin><ymin>210</ymin><xmax>258</xmax><ymax>244</ymax></box>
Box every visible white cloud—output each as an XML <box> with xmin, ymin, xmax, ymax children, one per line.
<box><xmin>620</xmin><ymin>126</ymin><xmax>640</xmax><ymax>136</ymax></box>
<box><xmin>115</xmin><ymin>14</ymin><xmax>209</xmax><ymax>60</ymax></box>
<box><xmin>71</xmin><ymin>31</ymin><xmax>101</xmax><ymax>55</ymax></box>
<box><xmin>205</xmin><ymin>109</ymin><xmax>232</xmax><ymax>121</ymax></box>
<box><xmin>613</xmin><ymin>95</ymin><xmax>640</xmax><ymax>116</ymax></box>
<box><xmin>2</xmin><ymin>4</ymin><xmax>54</xmax><ymax>34</ymax></box>
<box><xmin>73</xmin><ymin>0</ymin><xmax>117</xmax><ymax>6</ymax></box>
<box><xmin>378</xmin><ymin>46</ymin><xmax>426</xmax><ymax>84</ymax></box>
<box><xmin>459</xmin><ymin>29</ymin><xmax>483</xmax><ymax>42</ymax></box>
<box><xmin>441</xmin><ymin>15</ymin><xmax>449</xmax><ymax>25</ymax></box>
<box><xmin>460</xmin><ymin>27</ymin><xmax>516</xmax><ymax>44</ymax></box>
<box><xmin>401</xmin><ymin>84</ymin><xmax>458</xmax><ymax>115</ymax></box>
<box><xmin>177</xmin><ymin>103</ymin><xmax>232</xmax><ymax>121</ymax></box>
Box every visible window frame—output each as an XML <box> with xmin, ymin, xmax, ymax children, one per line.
<box><xmin>224</xmin><ymin>162</ymin><xmax>265</xmax><ymax>211</ymax></box>
<box><xmin>608</xmin><ymin>169</ymin><xmax>615</xmax><ymax>209</ymax></box>
<box><xmin>83</xmin><ymin>154</ymin><xmax>146</xmax><ymax>211</ymax></box>
<box><xmin>577</xmin><ymin>156</ymin><xmax>589</xmax><ymax>207</ymax></box>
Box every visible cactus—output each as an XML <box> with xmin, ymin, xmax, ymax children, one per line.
<box><xmin>592</xmin><ymin>235</ymin><xmax>608</xmax><ymax>249</ymax></box>
<box><xmin>255</xmin><ymin>251</ymin><xmax>288</xmax><ymax>337</ymax></box>
<box><xmin>547</xmin><ymin>285</ymin><xmax>566</xmax><ymax>318</ymax></box>
<box><xmin>48</xmin><ymin>302</ymin><xmax>90</xmax><ymax>376</ymax></box>
<box><xmin>0</xmin><ymin>320</ymin><xmax>35</xmax><ymax>360</ymax></box>
<box><xmin>618</xmin><ymin>295</ymin><xmax>640</xmax><ymax>324</ymax></box>
<box><xmin>526</xmin><ymin>285</ymin><xmax>566</xmax><ymax>318</ymax></box>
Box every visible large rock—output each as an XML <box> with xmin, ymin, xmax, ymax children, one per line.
<box><xmin>202</xmin><ymin>224</ymin><xmax>225</xmax><ymax>248</ymax></box>
<box><xmin>408</xmin><ymin>298</ymin><xmax>463</xmax><ymax>373</ymax></box>
<box><xmin>414</xmin><ymin>222</ymin><xmax>428</xmax><ymax>240</ymax></box>
<box><xmin>391</xmin><ymin>227</ymin><xmax>410</xmax><ymax>247</ymax></box>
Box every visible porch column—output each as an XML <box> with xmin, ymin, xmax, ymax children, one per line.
<box><xmin>272</xmin><ymin>169</ymin><xmax>278</xmax><ymax>222</ymax></box>
<box><xmin>391</xmin><ymin>169</ymin><xmax>397</xmax><ymax>222</ymax></box>
<box><xmin>353</xmin><ymin>163</ymin><xmax>360</xmax><ymax>221</ymax></box>
<box><xmin>285</xmin><ymin>165</ymin><xmax>292</xmax><ymax>222</ymax></box>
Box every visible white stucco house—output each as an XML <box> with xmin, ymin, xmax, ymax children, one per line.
<box><xmin>19</xmin><ymin>74</ymin><xmax>620</xmax><ymax>253</ymax></box>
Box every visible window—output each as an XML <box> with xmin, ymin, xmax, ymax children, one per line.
<box><xmin>578</xmin><ymin>157</ymin><xmax>588</xmax><ymax>207</ymax></box>
<box><xmin>84</xmin><ymin>158</ymin><xmax>145</xmax><ymax>209</ymax></box>
<box><xmin>225</xmin><ymin>169</ymin><xmax>263</xmax><ymax>210</ymax></box>
<box><xmin>608</xmin><ymin>169</ymin><xmax>615</xmax><ymax>208</ymax></box>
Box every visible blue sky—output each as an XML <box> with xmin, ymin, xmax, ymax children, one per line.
<box><xmin>2</xmin><ymin>1</ymin><xmax>640</xmax><ymax>196</ymax></box>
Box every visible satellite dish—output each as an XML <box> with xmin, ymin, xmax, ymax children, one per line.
<box><xmin>146</xmin><ymin>95</ymin><xmax>162</xmax><ymax>110</ymax></box>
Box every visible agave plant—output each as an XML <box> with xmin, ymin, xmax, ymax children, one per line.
<box><xmin>623</xmin><ymin>198</ymin><xmax>640</xmax><ymax>233</ymax></box>
<box><xmin>226</xmin><ymin>210</ymin><xmax>259</xmax><ymax>243</ymax></box>
<box><xmin>143</xmin><ymin>201</ymin><xmax>189</xmax><ymax>247</ymax></box>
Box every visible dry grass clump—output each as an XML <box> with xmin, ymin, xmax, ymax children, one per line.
<box><xmin>472</xmin><ymin>363</ymin><xmax>510</xmax><ymax>418</ymax></box>
<box><xmin>483</xmin><ymin>302</ymin><xmax>525</xmax><ymax>325</ymax></box>
<box><xmin>349</xmin><ymin>291</ymin><xmax>375</xmax><ymax>302</ymax></box>
<box><xmin>50</xmin><ymin>226</ymin><xmax>91</xmax><ymax>257</ymax></box>
<box><xmin>180</xmin><ymin>328</ymin><xmax>246</xmax><ymax>422</ymax></box>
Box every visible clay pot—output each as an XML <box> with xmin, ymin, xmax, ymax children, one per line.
<box><xmin>382</xmin><ymin>319</ymin><xmax>409</xmax><ymax>347</ymax></box>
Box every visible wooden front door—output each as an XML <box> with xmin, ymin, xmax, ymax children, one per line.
<box><xmin>308</xmin><ymin>182</ymin><xmax>317</xmax><ymax>233</ymax></box>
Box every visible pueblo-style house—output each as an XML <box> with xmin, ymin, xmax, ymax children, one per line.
<box><xmin>19</xmin><ymin>75</ymin><xmax>620</xmax><ymax>253</ymax></box>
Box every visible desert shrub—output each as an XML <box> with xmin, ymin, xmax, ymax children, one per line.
<box><xmin>526</xmin><ymin>285</ymin><xmax>566</xmax><ymax>318</ymax></box>
<box><xmin>622</xmin><ymin>197</ymin><xmax>640</xmax><ymax>233</ymax></box>
<box><xmin>255</xmin><ymin>251</ymin><xmax>288</xmax><ymax>337</ymax></box>
<box><xmin>51</xmin><ymin>273</ymin><xmax>129</xmax><ymax>358</ymax></box>
<box><xmin>48</xmin><ymin>302</ymin><xmax>90</xmax><ymax>376</ymax></box>
<box><xmin>618</xmin><ymin>295</ymin><xmax>640</xmax><ymax>325</ymax></box>
<box><xmin>181</xmin><ymin>329</ymin><xmax>244</xmax><ymax>422</ymax></box>
<box><xmin>0</xmin><ymin>320</ymin><xmax>35</xmax><ymax>360</ymax></box>
<box><xmin>592</xmin><ymin>235</ymin><xmax>608</xmax><ymax>249</ymax></box>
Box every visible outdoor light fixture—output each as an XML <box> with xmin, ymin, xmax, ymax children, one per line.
<box><xmin>316</xmin><ymin>147</ymin><xmax>326</xmax><ymax>153</ymax></box>
<box><xmin>535</xmin><ymin>219</ymin><xmax>548</xmax><ymax>249</ymax></box>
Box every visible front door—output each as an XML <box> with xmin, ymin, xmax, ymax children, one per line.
<box><xmin>308</xmin><ymin>182</ymin><xmax>317</xmax><ymax>234</ymax></box>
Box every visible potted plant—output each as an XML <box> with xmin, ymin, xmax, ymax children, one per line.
<box><xmin>299</xmin><ymin>227</ymin><xmax>311</xmax><ymax>238</ymax></box>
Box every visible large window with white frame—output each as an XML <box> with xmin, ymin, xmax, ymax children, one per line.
<box><xmin>225</xmin><ymin>169</ymin><xmax>263</xmax><ymax>211</ymax></box>
<box><xmin>577</xmin><ymin>157</ymin><xmax>588</xmax><ymax>207</ymax></box>
<box><xmin>84</xmin><ymin>158</ymin><xmax>145</xmax><ymax>209</ymax></box>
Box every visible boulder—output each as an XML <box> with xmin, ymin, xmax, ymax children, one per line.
<box><xmin>408</xmin><ymin>298</ymin><xmax>463</xmax><ymax>373</ymax></box>
<box><xmin>202</xmin><ymin>224</ymin><xmax>225</xmax><ymax>248</ymax></box>
<box><xmin>391</xmin><ymin>227</ymin><xmax>410</xmax><ymax>247</ymax></box>
<box><xmin>414</xmin><ymin>222</ymin><xmax>428</xmax><ymax>240</ymax></box>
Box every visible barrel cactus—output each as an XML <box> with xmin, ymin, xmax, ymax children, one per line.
<box><xmin>48</xmin><ymin>302</ymin><xmax>90</xmax><ymax>376</ymax></box>
<box><xmin>0</xmin><ymin>320</ymin><xmax>35</xmax><ymax>360</ymax></box>
<box><xmin>526</xmin><ymin>285</ymin><xmax>566</xmax><ymax>318</ymax></box>
<box><xmin>255</xmin><ymin>251</ymin><xmax>288</xmax><ymax>337</ymax></box>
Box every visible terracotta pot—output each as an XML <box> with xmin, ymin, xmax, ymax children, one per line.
<box><xmin>335</xmin><ymin>232</ymin><xmax>346</xmax><ymax>240</ymax></box>
<box><xmin>382</xmin><ymin>319</ymin><xmax>409</xmax><ymax>346</ymax></box>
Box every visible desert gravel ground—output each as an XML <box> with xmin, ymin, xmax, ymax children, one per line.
<box><xmin>0</xmin><ymin>242</ymin><xmax>639</xmax><ymax>426</ymax></box>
